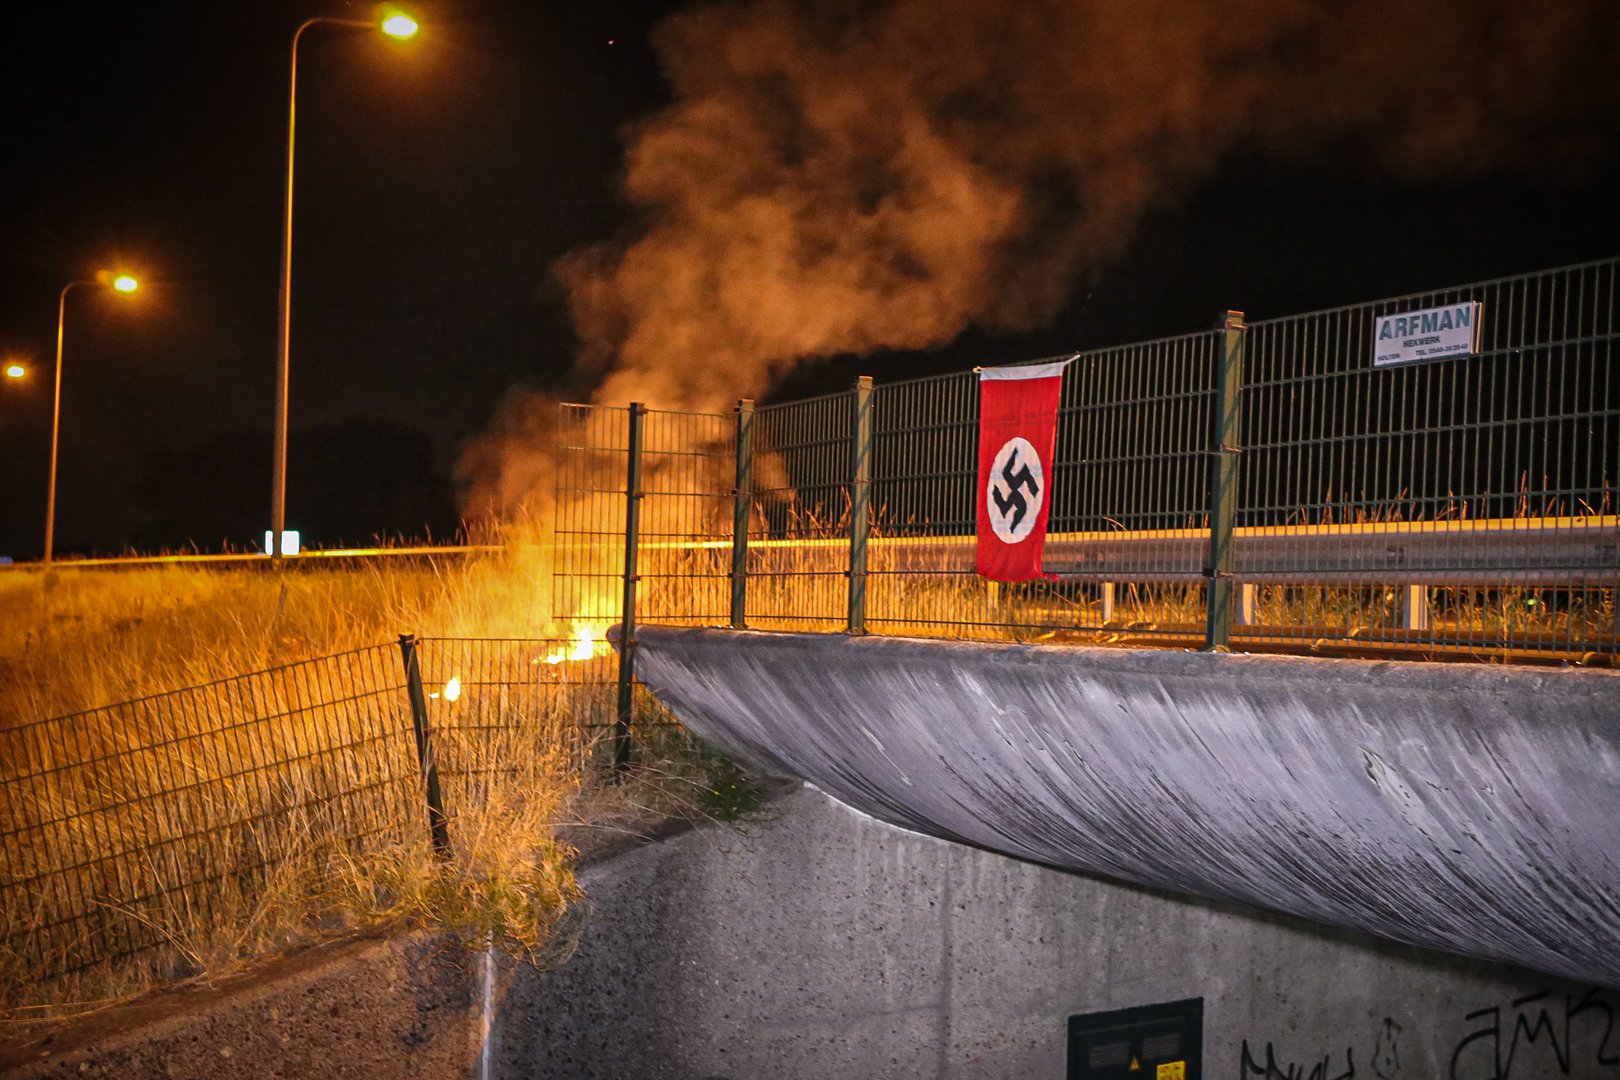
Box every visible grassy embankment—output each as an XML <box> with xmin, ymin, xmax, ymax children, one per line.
<box><xmin>0</xmin><ymin>531</ymin><xmax>749</xmax><ymax>1027</ymax></box>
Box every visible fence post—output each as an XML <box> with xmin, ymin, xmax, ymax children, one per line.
<box><xmin>397</xmin><ymin>634</ymin><xmax>452</xmax><ymax>859</ymax></box>
<box><xmin>847</xmin><ymin>376</ymin><xmax>874</xmax><ymax>634</ymax></box>
<box><xmin>615</xmin><ymin>402</ymin><xmax>646</xmax><ymax>773</ymax></box>
<box><xmin>1204</xmin><ymin>310</ymin><xmax>1246</xmax><ymax>651</ymax></box>
<box><xmin>730</xmin><ymin>398</ymin><xmax>755</xmax><ymax>630</ymax></box>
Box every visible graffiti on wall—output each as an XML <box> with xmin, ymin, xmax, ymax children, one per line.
<box><xmin>1449</xmin><ymin>988</ymin><xmax>1617</xmax><ymax>1080</ymax></box>
<box><xmin>1240</xmin><ymin>988</ymin><xmax>1618</xmax><ymax>1080</ymax></box>
<box><xmin>1239</xmin><ymin>1038</ymin><xmax>1355</xmax><ymax>1079</ymax></box>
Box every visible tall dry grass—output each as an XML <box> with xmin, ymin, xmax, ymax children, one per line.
<box><xmin>0</xmin><ymin>526</ymin><xmax>564</xmax><ymax>727</ymax></box>
<box><xmin>0</xmin><ymin>522</ymin><xmax>729</xmax><ymax>1028</ymax></box>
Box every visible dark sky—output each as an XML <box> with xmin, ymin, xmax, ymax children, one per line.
<box><xmin>2</xmin><ymin>0</ymin><xmax>1617</xmax><ymax>557</ymax></box>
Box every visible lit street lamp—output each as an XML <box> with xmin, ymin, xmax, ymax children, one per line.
<box><xmin>4</xmin><ymin>362</ymin><xmax>26</xmax><ymax>381</ymax></box>
<box><xmin>44</xmin><ymin>272</ymin><xmax>140</xmax><ymax>564</ymax></box>
<box><xmin>270</xmin><ymin>6</ymin><xmax>419</xmax><ymax>560</ymax></box>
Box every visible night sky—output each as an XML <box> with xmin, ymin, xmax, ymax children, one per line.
<box><xmin>2</xmin><ymin>0</ymin><xmax>1617</xmax><ymax>558</ymax></box>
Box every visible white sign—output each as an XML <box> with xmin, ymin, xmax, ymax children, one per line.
<box><xmin>1373</xmin><ymin>302</ymin><xmax>1482</xmax><ymax>367</ymax></box>
<box><xmin>264</xmin><ymin>529</ymin><xmax>301</xmax><ymax>555</ymax></box>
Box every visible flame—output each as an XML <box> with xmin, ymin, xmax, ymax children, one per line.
<box><xmin>544</xmin><ymin>623</ymin><xmax>610</xmax><ymax>665</ymax></box>
<box><xmin>443</xmin><ymin>675</ymin><xmax>461</xmax><ymax>702</ymax></box>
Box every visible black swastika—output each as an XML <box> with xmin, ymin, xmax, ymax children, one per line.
<box><xmin>992</xmin><ymin>449</ymin><xmax>1040</xmax><ymax>533</ymax></box>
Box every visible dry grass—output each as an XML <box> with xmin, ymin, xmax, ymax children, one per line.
<box><xmin>0</xmin><ymin>525</ymin><xmax>561</xmax><ymax>727</ymax></box>
<box><xmin>0</xmin><ymin>522</ymin><xmax>763</xmax><ymax>1030</ymax></box>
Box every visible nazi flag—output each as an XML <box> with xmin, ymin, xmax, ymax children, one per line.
<box><xmin>975</xmin><ymin>358</ymin><xmax>1071</xmax><ymax>581</ymax></box>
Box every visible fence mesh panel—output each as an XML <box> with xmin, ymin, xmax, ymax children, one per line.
<box><xmin>747</xmin><ymin>391</ymin><xmax>854</xmax><ymax>631</ymax></box>
<box><xmin>637</xmin><ymin>409</ymin><xmax>737</xmax><ymax>627</ymax></box>
<box><xmin>0</xmin><ymin>645</ymin><xmax>417</xmax><ymax>1006</ymax></box>
<box><xmin>865</xmin><ymin>333</ymin><xmax>1221</xmax><ymax>642</ymax></box>
<box><xmin>1238</xmin><ymin>259</ymin><xmax>1618</xmax><ymax>657</ymax></box>
<box><xmin>0</xmin><ymin>635</ymin><xmax>614</xmax><ymax>1020</ymax></box>
<box><xmin>553</xmin><ymin>404</ymin><xmax>631</xmax><ymax>632</ymax></box>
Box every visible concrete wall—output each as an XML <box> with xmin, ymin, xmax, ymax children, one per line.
<box><xmin>8</xmin><ymin>784</ymin><xmax>1617</xmax><ymax>1079</ymax></box>
<box><xmin>496</xmin><ymin>783</ymin><xmax>1619</xmax><ymax>1080</ymax></box>
<box><xmin>629</xmin><ymin>627</ymin><xmax>1620</xmax><ymax>988</ymax></box>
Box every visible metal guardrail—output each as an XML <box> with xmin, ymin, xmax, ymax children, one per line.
<box><xmin>721</xmin><ymin>516</ymin><xmax>1619</xmax><ymax>585</ymax></box>
<box><xmin>0</xmin><ymin>545</ymin><xmax>500</xmax><ymax>571</ymax></box>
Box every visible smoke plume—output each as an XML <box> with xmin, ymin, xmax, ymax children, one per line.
<box><xmin>460</xmin><ymin>0</ymin><xmax>1617</xmax><ymax>515</ymax></box>
<box><xmin>565</xmin><ymin>0</ymin><xmax>1616</xmax><ymax>412</ymax></box>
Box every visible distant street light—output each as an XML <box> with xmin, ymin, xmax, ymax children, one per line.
<box><xmin>44</xmin><ymin>273</ymin><xmax>140</xmax><ymax>564</ymax></box>
<box><xmin>4</xmin><ymin>362</ymin><xmax>26</xmax><ymax>380</ymax></box>
<box><xmin>270</xmin><ymin>7</ymin><xmax>419</xmax><ymax>560</ymax></box>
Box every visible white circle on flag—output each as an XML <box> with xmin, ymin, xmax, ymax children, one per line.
<box><xmin>986</xmin><ymin>436</ymin><xmax>1044</xmax><ymax>544</ymax></box>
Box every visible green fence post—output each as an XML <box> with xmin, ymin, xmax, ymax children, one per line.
<box><xmin>847</xmin><ymin>376</ymin><xmax>874</xmax><ymax>634</ymax></box>
<box><xmin>615</xmin><ymin>402</ymin><xmax>646</xmax><ymax>773</ymax></box>
<box><xmin>1204</xmin><ymin>310</ymin><xmax>1246</xmax><ymax>651</ymax></box>
<box><xmin>731</xmin><ymin>399</ymin><xmax>755</xmax><ymax>630</ymax></box>
<box><xmin>397</xmin><ymin>633</ymin><xmax>452</xmax><ymax>859</ymax></box>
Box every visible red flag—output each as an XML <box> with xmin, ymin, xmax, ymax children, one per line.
<box><xmin>976</xmin><ymin>359</ymin><xmax>1071</xmax><ymax>581</ymax></box>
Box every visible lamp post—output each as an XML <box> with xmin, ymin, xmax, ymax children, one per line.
<box><xmin>270</xmin><ymin>7</ymin><xmax>418</xmax><ymax>560</ymax></box>
<box><xmin>44</xmin><ymin>273</ymin><xmax>140</xmax><ymax>564</ymax></box>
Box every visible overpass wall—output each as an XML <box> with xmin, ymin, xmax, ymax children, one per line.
<box><xmin>497</xmin><ymin>782</ymin><xmax>1618</xmax><ymax>1079</ymax></box>
<box><xmin>8</xmin><ymin>785</ymin><xmax>1617</xmax><ymax>1078</ymax></box>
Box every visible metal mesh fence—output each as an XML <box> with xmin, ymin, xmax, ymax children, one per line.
<box><xmin>746</xmin><ymin>391</ymin><xmax>854</xmax><ymax>631</ymax></box>
<box><xmin>557</xmin><ymin>257</ymin><xmax>1616</xmax><ymax>661</ymax></box>
<box><xmin>553</xmin><ymin>404</ymin><xmax>632</xmax><ymax>631</ymax></box>
<box><xmin>637</xmin><ymin>409</ymin><xmax>737</xmax><ymax>628</ymax></box>
<box><xmin>865</xmin><ymin>332</ymin><xmax>1221</xmax><ymax>642</ymax></box>
<box><xmin>553</xmin><ymin>403</ymin><xmax>738</xmax><ymax>632</ymax></box>
<box><xmin>1238</xmin><ymin>259</ymin><xmax>1618</xmax><ymax>656</ymax></box>
<box><xmin>0</xmin><ymin>635</ymin><xmax>618</xmax><ymax>1020</ymax></box>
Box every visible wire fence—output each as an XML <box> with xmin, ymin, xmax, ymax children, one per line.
<box><xmin>564</xmin><ymin>257</ymin><xmax>1617</xmax><ymax>662</ymax></box>
<box><xmin>0</xmin><ymin>635</ymin><xmax>628</xmax><ymax>1020</ymax></box>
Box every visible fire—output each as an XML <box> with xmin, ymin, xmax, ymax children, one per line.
<box><xmin>544</xmin><ymin>624</ymin><xmax>610</xmax><ymax>665</ymax></box>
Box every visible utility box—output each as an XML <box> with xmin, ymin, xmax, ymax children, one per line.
<box><xmin>1068</xmin><ymin>998</ymin><xmax>1203</xmax><ymax>1079</ymax></box>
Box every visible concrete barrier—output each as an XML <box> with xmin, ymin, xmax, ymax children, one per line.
<box><xmin>497</xmin><ymin>783</ymin><xmax>1618</xmax><ymax>1078</ymax></box>
<box><xmin>629</xmin><ymin>628</ymin><xmax>1620</xmax><ymax>988</ymax></box>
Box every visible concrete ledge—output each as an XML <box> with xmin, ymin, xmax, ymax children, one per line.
<box><xmin>628</xmin><ymin>627</ymin><xmax>1620</xmax><ymax>987</ymax></box>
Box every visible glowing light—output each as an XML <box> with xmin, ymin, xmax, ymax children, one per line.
<box><xmin>4</xmin><ymin>364</ymin><xmax>24</xmax><ymax>380</ymax></box>
<box><xmin>263</xmin><ymin>529</ymin><xmax>301</xmax><ymax>555</ymax></box>
<box><xmin>111</xmin><ymin>275</ymin><xmax>139</xmax><ymax>293</ymax></box>
<box><xmin>545</xmin><ymin>624</ymin><xmax>608</xmax><ymax>665</ymax></box>
<box><xmin>380</xmin><ymin>8</ymin><xmax>418</xmax><ymax>39</ymax></box>
<box><xmin>443</xmin><ymin>676</ymin><xmax>461</xmax><ymax>702</ymax></box>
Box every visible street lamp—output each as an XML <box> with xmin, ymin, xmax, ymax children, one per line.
<box><xmin>44</xmin><ymin>273</ymin><xmax>140</xmax><ymax>564</ymax></box>
<box><xmin>4</xmin><ymin>362</ymin><xmax>26</xmax><ymax>381</ymax></box>
<box><xmin>270</xmin><ymin>6</ymin><xmax>419</xmax><ymax>560</ymax></box>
